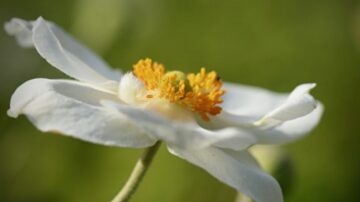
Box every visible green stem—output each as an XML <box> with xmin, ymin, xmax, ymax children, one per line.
<box><xmin>111</xmin><ymin>141</ymin><xmax>161</xmax><ymax>202</ymax></box>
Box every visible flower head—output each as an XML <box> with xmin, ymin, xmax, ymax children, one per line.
<box><xmin>131</xmin><ymin>58</ymin><xmax>224</xmax><ymax>121</ymax></box>
<box><xmin>5</xmin><ymin>17</ymin><xmax>323</xmax><ymax>202</ymax></box>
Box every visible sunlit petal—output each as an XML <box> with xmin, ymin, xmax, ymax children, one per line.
<box><xmin>221</xmin><ymin>82</ymin><xmax>286</xmax><ymax>117</ymax></box>
<box><xmin>256</xmin><ymin>83</ymin><xmax>318</xmax><ymax>126</ymax></box>
<box><xmin>215</xmin><ymin>83</ymin><xmax>323</xmax><ymax>144</ymax></box>
<box><xmin>168</xmin><ymin>145</ymin><xmax>283</xmax><ymax>202</ymax></box>
<box><xmin>253</xmin><ymin>103</ymin><xmax>323</xmax><ymax>144</ymax></box>
<box><xmin>5</xmin><ymin>17</ymin><xmax>121</xmax><ymax>91</ymax></box>
<box><xmin>8</xmin><ymin>78</ymin><xmax>156</xmax><ymax>148</ymax></box>
<box><xmin>101</xmin><ymin>100</ymin><xmax>256</xmax><ymax>150</ymax></box>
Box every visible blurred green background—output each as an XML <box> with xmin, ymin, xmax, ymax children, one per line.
<box><xmin>1</xmin><ymin>0</ymin><xmax>360</xmax><ymax>201</ymax></box>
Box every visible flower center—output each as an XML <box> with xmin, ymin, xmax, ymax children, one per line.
<box><xmin>133</xmin><ymin>58</ymin><xmax>225</xmax><ymax>121</ymax></box>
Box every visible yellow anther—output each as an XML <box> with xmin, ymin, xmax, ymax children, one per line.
<box><xmin>133</xmin><ymin>58</ymin><xmax>164</xmax><ymax>90</ymax></box>
<box><xmin>183</xmin><ymin>68</ymin><xmax>225</xmax><ymax>121</ymax></box>
<box><xmin>133</xmin><ymin>59</ymin><xmax>225</xmax><ymax>121</ymax></box>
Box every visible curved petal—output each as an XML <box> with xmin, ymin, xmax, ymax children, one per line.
<box><xmin>168</xmin><ymin>145</ymin><xmax>283</xmax><ymax>202</ymax></box>
<box><xmin>221</xmin><ymin>82</ymin><xmax>286</xmax><ymax>117</ymax></box>
<box><xmin>5</xmin><ymin>17</ymin><xmax>121</xmax><ymax>90</ymax></box>
<box><xmin>210</xmin><ymin>103</ymin><xmax>323</xmax><ymax>145</ymax></box>
<box><xmin>118</xmin><ymin>73</ymin><xmax>145</xmax><ymax>105</ymax></box>
<box><xmin>212</xmin><ymin>129</ymin><xmax>257</xmax><ymax>150</ymax></box>
<box><xmin>252</xmin><ymin>102</ymin><xmax>323</xmax><ymax>144</ymax></box>
<box><xmin>222</xmin><ymin>83</ymin><xmax>318</xmax><ymax>123</ymax></box>
<box><xmin>255</xmin><ymin>83</ymin><xmax>318</xmax><ymax>126</ymax></box>
<box><xmin>8</xmin><ymin>78</ymin><xmax>156</xmax><ymax>148</ymax></box>
<box><xmin>212</xmin><ymin>83</ymin><xmax>323</xmax><ymax>144</ymax></box>
<box><xmin>101</xmin><ymin>100</ymin><xmax>256</xmax><ymax>150</ymax></box>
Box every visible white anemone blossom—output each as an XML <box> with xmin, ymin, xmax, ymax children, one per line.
<box><xmin>5</xmin><ymin>17</ymin><xmax>323</xmax><ymax>202</ymax></box>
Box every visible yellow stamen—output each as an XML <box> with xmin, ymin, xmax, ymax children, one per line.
<box><xmin>133</xmin><ymin>58</ymin><xmax>165</xmax><ymax>90</ymax></box>
<box><xmin>133</xmin><ymin>58</ymin><xmax>225</xmax><ymax>121</ymax></box>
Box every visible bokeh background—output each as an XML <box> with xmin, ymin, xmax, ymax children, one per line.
<box><xmin>1</xmin><ymin>0</ymin><xmax>360</xmax><ymax>201</ymax></box>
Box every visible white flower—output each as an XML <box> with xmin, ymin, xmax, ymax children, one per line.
<box><xmin>5</xmin><ymin>17</ymin><xmax>323</xmax><ymax>202</ymax></box>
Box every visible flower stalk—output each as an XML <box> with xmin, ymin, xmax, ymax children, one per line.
<box><xmin>111</xmin><ymin>141</ymin><xmax>161</xmax><ymax>202</ymax></box>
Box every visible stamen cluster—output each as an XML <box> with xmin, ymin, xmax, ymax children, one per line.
<box><xmin>133</xmin><ymin>58</ymin><xmax>225</xmax><ymax>121</ymax></box>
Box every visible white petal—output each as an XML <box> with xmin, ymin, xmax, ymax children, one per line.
<box><xmin>214</xmin><ymin>83</ymin><xmax>323</xmax><ymax>144</ymax></box>
<box><xmin>198</xmin><ymin>127</ymin><xmax>257</xmax><ymax>150</ymax></box>
<box><xmin>8</xmin><ymin>78</ymin><xmax>156</xmax><ymax>148</ymax></box>
<box><xmin>101</xmin><ymin>100</ymin><xmax>256</xmax><ymax>150</ymax></box>
<box><xmin>213</xmin><ymin>103</ymin><xmax>323</xmax><ymax>145</ymax></box>
<box><xmin>5</xmin><ymin>17</ymin><xmax>121</xmax><ymax>90</ymax></box>
<box><xmin>222</xmin><ymin>83</ymin><xmax>318</xmax><ymax>124</ymax></box>
<box><xmin>255</xmin><ymin>83</ymin><xmax>317</xmax><ymax>126</ymax></box>
<box><xmin>168</xmin><ymin>145</ymin><xmax>283</xmax><ymax>202</ymax></box>
<box><xmin>253</xmin><ymin>102</ymin><xmax>323</xmax><ymax>144</ymax></box>
<box><xmin>118</xmin><ymin>73</ymin><xmax>145</xmax><ymax>105</ymax></box>
<box><xmin>221</xmin><ymin>82</ymin><xmax>286</xmax><ymax>117</ymax></box>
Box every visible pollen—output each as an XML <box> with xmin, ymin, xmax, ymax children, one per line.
<box><xmin>133</xmin><ymin>58</ymin><xmax>225</xmax><ymax>121</ymax></box>
<box><xmin>133</xmin><ymin>58</ymin><xmax>165</xmax><ymax>90</ymax></box>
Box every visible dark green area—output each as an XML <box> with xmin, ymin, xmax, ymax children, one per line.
<box><xmin>1</xmin><ymin>0</ymin><xmax>359</xmax><ymax>201</ymax></box>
